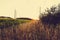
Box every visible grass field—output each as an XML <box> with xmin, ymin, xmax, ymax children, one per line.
<box><xmin>0</xmin><ymin>17</ymin><xmax>32</xmax><ymax>29</ymax></box>
<box><xmin>0</xmin><ymin>17</ymin><xmax>60</xmax><ymax>40</ymax></box>
<box><xmin>0</xmin><ymin>19</ymin><xmax>59</xmax><ymax>40</ymax></box>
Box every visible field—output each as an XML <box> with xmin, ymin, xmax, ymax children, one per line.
<box><xmin>0</xmin><ymin>17</ymin><xmax>31</xmax><ymax>28</ymax></box>
<box><xmin>0</xmin><ymin>18</ymin><xmax>60</xmax><ymax>40</ymax></box>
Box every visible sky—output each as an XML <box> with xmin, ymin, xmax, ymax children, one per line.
<box><xmin>0</xmin><ymin>0</ymin><xmax>60</xmax><ymax>19</ymax></box>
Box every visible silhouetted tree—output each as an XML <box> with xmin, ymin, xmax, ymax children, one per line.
<box><xmin>39</xmin><ymin>4</ymin><xmax>60</xmax><ymax>28</ymax></box>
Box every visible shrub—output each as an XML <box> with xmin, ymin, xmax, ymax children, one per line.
<box><xmin>39</xmin><ymin>4</ymin><xmax>60</xmax><ymax>27</ymax></box>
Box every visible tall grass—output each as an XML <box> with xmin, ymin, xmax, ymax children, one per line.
<box><xmin>0</xmin><ymin>20</ymin><xmax>60</xmax><ymax>40</ymax></box>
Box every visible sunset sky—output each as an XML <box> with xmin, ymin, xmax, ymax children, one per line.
<box><xmin>0</xmin><ymin>0</ymin><xmax>60</xmax><ymax>19</ymax></box>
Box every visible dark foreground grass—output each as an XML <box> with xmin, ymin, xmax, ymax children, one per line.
<box><xmin>0</xmin><ymin>20</ymin><xmax>60</xmax><ymax>40</ymax></box>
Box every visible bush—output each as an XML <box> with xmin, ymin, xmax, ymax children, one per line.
<box><xmin>0</xmin><ymin>18</ymin><xmax>19</xmax><ymax>29</ymax></box>
<box><xmin>40</xmin><ymin>4</ymin><xmax>60</xmax><ymax>26</ymax></box>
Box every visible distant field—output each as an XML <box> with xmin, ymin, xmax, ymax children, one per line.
<box><xmin>0</xmin><ymin>17</ymin><xmax>32</xmax><ymax>29</ymax></box>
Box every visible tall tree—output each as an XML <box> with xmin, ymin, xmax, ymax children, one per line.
<box><xmin>39</xmin><ymin>4</ymin><xmax>60</xmax><ymax>28</ymax></box>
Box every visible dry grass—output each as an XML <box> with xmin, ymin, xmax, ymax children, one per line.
<box><xmin>0</xmin><ymin>20</ymin><xmax>60</xmax><ymax>40</ymax></box>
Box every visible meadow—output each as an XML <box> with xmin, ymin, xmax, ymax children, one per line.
<box><xmin>0</xmin><ymin>17</ymin><xmax>60</xmax><ymax>40</ymax></box>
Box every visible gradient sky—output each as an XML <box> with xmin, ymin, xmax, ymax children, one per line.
<box><xmin>0</xmin><ymin>0</ymin><xmax>60</xmax><ymax>19</ymax></box>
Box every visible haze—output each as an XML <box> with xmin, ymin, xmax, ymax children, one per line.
<box><xmin>0</xmin><ymin>0</ymin><xmax>60</xmax><ymax>19</ymax></box>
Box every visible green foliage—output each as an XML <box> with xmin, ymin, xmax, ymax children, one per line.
<box><xmin>0</xmin><ymin>18</ymin><xmax>19</xmax><ymax>28</ymax></box>
<box><xmin>0</xmin><ymin>18</ymin><xmax>31</xmax><ymax>29</ymax></box>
